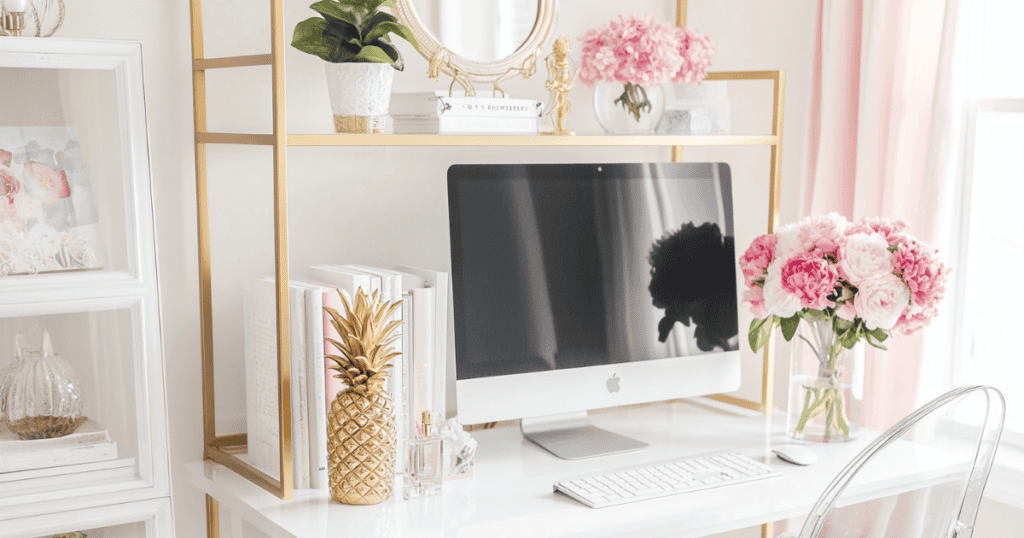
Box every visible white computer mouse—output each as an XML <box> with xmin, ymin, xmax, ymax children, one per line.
<box><xmin>772</xmin><ymin>445</ymin><xmax>818</xmax><ymax>466</ymax></box>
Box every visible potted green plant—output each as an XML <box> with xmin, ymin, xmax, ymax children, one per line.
<box><xmin>292</xmin><ymin>0</ymin><xmax>417</xmax><ymax>133</ymax></box>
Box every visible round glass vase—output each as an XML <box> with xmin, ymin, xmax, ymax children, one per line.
<box><xmin>593</xmin><ymin>81</ymin><xmax>666</xmax><ymax>134</ymax></box>
<box><xmin>0</xmin><ymin>331</ymin><xmax>85</xmax><ymax>440</ymax></box>
<box><xmin>786</xmin><ymin>319</ymin><xmax>864</xmax><ymax>443</ymax></box>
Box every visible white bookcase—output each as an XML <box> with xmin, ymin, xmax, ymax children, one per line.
<box><xmin>0</xmin><ymin>39</ymin><xmax>173</xmax><ymax>538</ymax></box>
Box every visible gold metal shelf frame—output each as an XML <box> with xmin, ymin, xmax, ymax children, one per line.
<box><xmin>188</xmin><ymin>1</ymin><xmax>784</xmax><ymax>533</ymax></box>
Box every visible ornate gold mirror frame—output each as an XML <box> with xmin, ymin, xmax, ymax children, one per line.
<box><xmin>394</xmin><ymin>0</ymin><xmax>557</xmax><ymax>96</ymax></box>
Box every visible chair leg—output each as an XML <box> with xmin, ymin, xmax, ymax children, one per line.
<box><xmin>206</xmin><ymin>494</ymin><xmax>220</xmax><ymax>538</ymax></box>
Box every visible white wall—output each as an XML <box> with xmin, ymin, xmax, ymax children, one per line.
<box><xmin>48</xmin><ymin>0</ymin><xmax>816</xmax><ymax>536</ymax></box>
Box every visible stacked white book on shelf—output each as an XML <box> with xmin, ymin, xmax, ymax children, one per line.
<box><xmin>242</xmin><ymin>264</ymin><xmax>449</xmax><ymax>491</ymax></box>
<box><xmin>390</xmin><ymin>91</ymin><xmax>543</xmax><ymax>134</ymax></box>
<box><xmin>0</xmin><ymin>419</ymin><xmax>135</xmax><ymax>499</ymax></box>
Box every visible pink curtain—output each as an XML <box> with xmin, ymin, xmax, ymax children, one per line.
<box><xmin>801</xmin><ymin>0</ymin><xmax>958</xmax><ymax>430</ymax></box>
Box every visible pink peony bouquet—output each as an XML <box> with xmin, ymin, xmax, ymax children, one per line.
<box><xmin>578</xmin><ymin>14</ymin><xmax>715</xmax><ymax>122</ymax></box>
<box><xmin>742</xmin><ymin>214</ymin><xmax>948</xmax><ymax>441</ymax></box>
<box><xmin>742</xmin><ymin>214</ymin><xmax>948</xmax><ymax>351</ymax></box>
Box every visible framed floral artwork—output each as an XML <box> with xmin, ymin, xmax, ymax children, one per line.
<box><xmin>0</xmin><ymin>127</ymin><xmax>105</xmax><ymax>276</ymax></box>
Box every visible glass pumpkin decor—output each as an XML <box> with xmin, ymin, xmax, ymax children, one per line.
<box><xmin>0</xmin><ymin>330</ymin><xmax>85</xmax><ymax>439</ymax></box>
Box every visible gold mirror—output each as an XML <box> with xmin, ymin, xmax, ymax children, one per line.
<box><xmin>395</xmin><ymin>0</ymin><xmax>557</xmax><ymax>96</ymax></box>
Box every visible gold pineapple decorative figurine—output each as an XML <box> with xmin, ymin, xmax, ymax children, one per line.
<box><xmin>324</xmin><ymin>289</ymin><xmax>402</xmax><ymax>505</ymax></box>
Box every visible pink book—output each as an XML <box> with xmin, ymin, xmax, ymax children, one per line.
<box><xmin>322</xmin><ymin>289</ymin><xmax>347</xmax><ymax>414</ymax></box>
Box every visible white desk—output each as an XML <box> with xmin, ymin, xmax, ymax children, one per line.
<box><xmin>189</xmin><ymin>398</ymin><xmax>960</xmax><ymax>538</ymax></box>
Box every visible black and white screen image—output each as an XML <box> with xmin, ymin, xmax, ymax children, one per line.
<box><xmin>448</xmin><ymin>163</ymin><xmax>739</xmax><ymax>381</ymax></box>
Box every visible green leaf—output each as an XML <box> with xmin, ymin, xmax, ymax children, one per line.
<box><xmin>371</xmin><ymin>38</ymin><xmax>403</xmax><ymax>70</ymax></box>
<box><xmin>868</xmin><ymin>327</ymin><xmax>889</xmax><ymax>343</ymax></box>
<box><xmin>832</xmin><ymin>315</ymin><xmax>854</xmax><ymax>332</ymax></box>
<box><xmin>325</xmin><ymin>19</ymin><xmax>363</xmax><ymax>49</ymax></box>
<box><xmin>838</xmin><ymin>329</ymin><xmax>860</xmax><ymax>350</ymax></box>
<box><xmin>865</xmin><ymin>336</ymin><xmax>888</xmax><ymax>350</ymax></box>
<box><xmin>292</xmin><ymin>18</ymin><xmax>343</xmax><ymax>62</ymax></box>
<box><xmin>803</xmin><ymin>309</ymin><xmax>828</xmax><ymax>321</ymax></box>
<box><xmin>780</xmin><ymin>314</ymin><xmax>800</xmax><ymax>342</ymax></box>
<box><xmin>352</xmin><ymin>44</ymin><xmax>396</xmax><ymax>64</ymax></box>
<box><xmin>363</xmin><ymin>15</ymin><xmax>417</xmax><ymax>47</ymax></box>
<box><xmin>749</xmin><ymin>317</ymin><xmax>772</xmax><ymax>352</ymax></box>
<box><xmin>310</xmin><ymin>0</ymin><xmax>366</xmax><ymax>30</ymax></box>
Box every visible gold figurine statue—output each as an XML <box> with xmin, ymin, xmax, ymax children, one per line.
<box><xmin>542</xmin><ymin>35</ymin><xmax>576</xmax><ymax>136</ymax></box>
<box><xmin>428</xmin><ymin>48</ymin><xmax>476</xmax><ymax>97</ymax></box>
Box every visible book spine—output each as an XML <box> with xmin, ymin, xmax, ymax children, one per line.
<box><xmin>393</xmin><ymin>117</ymin><xmax>538</xmax><ymax>134</ymax></box>
<box><xmin>307</xmin><ymin>290</ymin><xmax>329</xmax><ymax>489</ymax></box>
<box><xmin>410</xmin><ymin>288</ymin><xmax>435</xmax><ymax>424</ymax></box>
<box><xmin>391</xmin><ymin>98</ymin><xmax>542</xmax><ymax>118</ymax></box>
<box><xmin>289</xmin><ymin>286</ymin><xmax>309</xmax><ymax>489</ymax></box>
<box><xmin>401</xmin><ymin>292</ymin><xmax>413</xmax><ymax>444</ymax></box>
<box><xmin>0</xmin><ymin>442</ymin><xmax>119</xmax><ymax>473</ymax></box>
<box><xmin>0</xmin><ymin>460</ymin><xmax>136</xmax><ymax>497</ymax></box>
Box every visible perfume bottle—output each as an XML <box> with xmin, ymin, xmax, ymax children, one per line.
<box><xmin>405</xmin><ymin>410</ymin><xmax>443</xmax><ymax>499</ymax></box>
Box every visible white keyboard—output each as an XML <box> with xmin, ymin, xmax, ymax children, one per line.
<box><xmin>553</xmin><ymin>451</ymin><xmax>781</xmax><ymax>508</ymax></box>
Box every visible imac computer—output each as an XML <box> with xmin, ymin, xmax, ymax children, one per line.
<box><xmin>447</xmin><ymin>163</ymin><xmax>741</xmax><ymax>460</ymax></box>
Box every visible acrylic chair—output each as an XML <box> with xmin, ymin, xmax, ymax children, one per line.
<box><xmin>787</xmin><ymin>385</ymin><xmax>1005</xmax><ymax>538</ymax></box>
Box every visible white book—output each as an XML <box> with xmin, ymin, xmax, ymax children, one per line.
<box><xmin>389</xmin><ymin>90</ymin><xmax>506</xmax><ymax>108</ymax></box>
<box><xmin>389</xmin><ymin>96</ymin><xmax>544</xmax><ymax>118</ymax></box>
<box><xmin>392</xmin><ymin>116</ymin><xmax>538</xmax><ymax>135</ymax></box>
<box><xmin>0</xmin><ymin>440</ymin><xmax>118</xmax><ymax>474</ymax></box>
<box><xmin>290</xmin><ymin>279</ymin><xmax>334</xmax><ymax>490</ymax></box>
<box><xmin>342</xmin><ymin>264</ymin><xmax>406</xmax><ymax>476</ymax></box>
<box><xmin>0</xmin><ymin>419</ymin><xmax>108</xmax><ymax>454</ymax></box>
<box><xmin>401</xmin><ymin>291</ymin><xmax>414</xmax><ymax>438</ymax></box>
<box><xmin>396</xmin><ymin>266</ymin><xmax>450</xmax><ymax>421</ymax></box>
<box><xmin>0</xmin><ymin>457</ymin><xmax>135</xmax><ymax>498</ymax></box>
<box><xmin>329</xmin><ymin>264</ymin><xmax>381</xmax><ymax>298</ymax></box>
<box><xmin>244</xmin><ymin>278</ymin><xmax>310</xmax><ymax>488</ymax></box>
<box><xmin>409</xmin><ymin>287</ymin><xmax>435</xmax><ymax>426</ymax></box>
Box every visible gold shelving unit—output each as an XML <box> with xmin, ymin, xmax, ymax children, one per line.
<box><xmin>188</xmin><ymin>0</ymin><xmax>784</xmax><ymax>533</ymax></box>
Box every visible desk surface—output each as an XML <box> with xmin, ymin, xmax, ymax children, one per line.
<box><xmin>189</xmin><ymin>398</ymin><xmax>959</xmax><ymax>538</ymax></box>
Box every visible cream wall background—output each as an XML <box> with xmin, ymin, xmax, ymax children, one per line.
<box><xmin>46</xmin><ymin>0</ymin><xmax>1022</xmax><ymax>536</ymax></box>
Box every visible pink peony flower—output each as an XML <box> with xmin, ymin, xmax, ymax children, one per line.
<box><xmin>846</xmin><ymin>217</ymin><xmax>909</xmax><ymax>247</ymax></box>
<box><xmin>577</xmin><ymin>14</ymin><xmax>714</xmax><ymax>88</ymax></box>
<box><xmin>739</xmin><ymin>233</ymin><xmax>777</xmax><ymax>286</ymax></box>
<box><xmin>894</xmin><ymin>237</ymin><xmax>948</xmax><ymax>310</ymax></box>
<box><xmin>837</xmin><ymin>232</ymin><xmax>894</xmax><ymax>286</ymax></box>
<box><xmin>798</xmin><ymin>212</ymin><xmax>848</xmax><ymax>257</ymax></box>
<box><xmin>779</xmin><ymin>253</ymin><xmax>839</xmax><ymax>310</ymax></box>
<box><xmin>855</xmin><ymin>273</ymin><xmax>910</xmax><ymax>331</ymax></box>
<box><xmin>892</xmin><ymin>304</ymin><xmax>937</xmax><ymax>336</ymax></box>
<box><xmin>762</xmin><ymin>261</ymin><xmax>802</xmax><ymax>318</ymax></box>
<box><xmin>23</xmin><ymin>163</ymin><xmax>69</xmax><ymax>204</ymax></box>
<box><xmin>744</xmin><ymin>285</ymin><xmax>769</xmax><ymax>318</ymax></box>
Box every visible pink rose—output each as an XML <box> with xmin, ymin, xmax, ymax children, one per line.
<box><xmin>1</xmin><ymin>167</ymin><xmax>19</xmax><ymax>199</ymax></box>
<box><xmin>744</xmin><ymin>285</ymin><xmax>769</xmax><ymax>318</ymax></box>
<box><xmin>894</xmin><ymin>237</ymin><xmax>948</xmax><ymax>311</ymax></box>
<box><xmin>763</xmin><ymin>261</ymin><xmax>802</xmax><ymax>318</ymax></box>
<box><xmin>779</xmin><ymin>253</ymin><xmax>839</xmax><ymax>310</ymax></box>
<box><xmin>837</xmin><ymin>232</ymin><xmax>894</xmax><ymax>286</ymax></box>
<box><xmin>739</xmin><ymin>233</ymin><xmax>777</xmax><ymax>286</ymax></box>
<box><xmin>797</xmin><ymin>212</ymin><xmax>848</xmax><ymax>257</ymax></box>
<box><xmin>855</xmin><ymin>273</ymin><xmax>911</xmax><ymax>331</ymax></box>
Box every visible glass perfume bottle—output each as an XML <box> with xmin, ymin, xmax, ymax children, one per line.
<box><xmin>405</xmin><ymin>410</ymin><xmax>443</xmax><ymax>499</ymax></box>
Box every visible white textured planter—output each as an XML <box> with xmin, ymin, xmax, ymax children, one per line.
<box><xmin>325</xmin><ymin>62</ymin><xmax>395</xmax><ymax>134</ymax></box>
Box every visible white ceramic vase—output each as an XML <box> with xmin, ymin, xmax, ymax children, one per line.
<box><xmin>325</xmin><ymin>62</ymin><xmax>395</xmax><ymax>134</ymax></box>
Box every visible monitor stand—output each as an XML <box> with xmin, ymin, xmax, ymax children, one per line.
<box><xmin>520</xmin><ymin>411</ymin><xmax>648</xmax><ymax>460</ymax></box>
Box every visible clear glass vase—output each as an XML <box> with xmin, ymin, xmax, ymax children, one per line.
<box><xmin>0</xmin><ymin>330</ymin><xmax>85</xmax><ymax>439</ymax></box>
<box><xmin>786</xmin><ymin>319</ymin><xmax>864</xmax><ymax>442</ymax></box>
<box><xmin>593</xmin><ymin>81</ymin><xmax>666</xmax><ymax>134</ymax></box>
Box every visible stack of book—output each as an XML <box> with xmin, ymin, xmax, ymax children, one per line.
<box><xmin>0</xmin><ymin>420</ymin><xmax>135</xmax><ymax>498</ymax></box>
<box><xmin>242</xmin><ymin>264</ymin><xmax>449</xmax><ymax>490</ymax></box>
<box><xmin>390</xmin><ymin>91</ymin><xmax>544</xmax><ymax>134</ymax></box>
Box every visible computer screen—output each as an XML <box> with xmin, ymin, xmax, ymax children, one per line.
<box><xmin>448</xmin><ymin>163</ymin><xmax>741</xmax><ymax>429</ymax></box>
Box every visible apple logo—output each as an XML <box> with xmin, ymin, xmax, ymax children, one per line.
<box><xmin>606</xmin><ymin>373</ymin><xmax>620</xmax><ymax>393</ymax></box>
